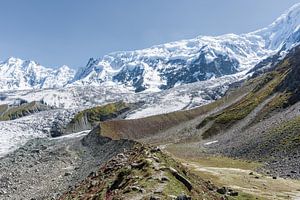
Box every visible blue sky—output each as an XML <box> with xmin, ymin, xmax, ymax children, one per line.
<box><xmin>0</xmin><ymin>0</ymin><xmax>299</xmax><ymax>69</ymax></box>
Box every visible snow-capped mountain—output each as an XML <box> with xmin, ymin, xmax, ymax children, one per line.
<box><xmin>72</xmin><ymin>3</ymin><xmax>300</xmax><ymax>92</ymax></box>
<box><xmin>0</xmin><ymin>57</ymin><xmax>75</xmax><ymax>91</ymax></box>
<box><xmin>1</xmin><ymin>4</ymin><xmax>300</xmax><ymax>92</ymax></box>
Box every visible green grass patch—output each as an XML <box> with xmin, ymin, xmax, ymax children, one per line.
<box><xmin>199</xmin><ymin>71</ymin><xmax>287</xmax><ymax>139</ymax></box>
<box><xmin>70</xmin><ymin>101</ymin><xmax>129</xmax><ymax>125</ymax></box>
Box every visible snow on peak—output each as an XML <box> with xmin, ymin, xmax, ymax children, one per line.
<box><xmin>0</xmin><ymin>57</ymin><xmax>75</xmax><ymax>91</ymax></box>
<box><xmin>252</xmin><ymin>3</ymin><xmax>300</xmax><ymax>50</ymax></box>
<box><xmin>71</xmin><ymin>3</ymin><xmax>300</xmax><ymax>92</ymax></box>
<box><xmin>1</xmin><ymin>3</ymin><xmax>300</xmax><ymax>92</ymax></box>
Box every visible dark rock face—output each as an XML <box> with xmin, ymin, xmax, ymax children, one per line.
<box><xmin>111</xmin><ymin>50</ymin><xmax>239</xmax><ymax>92</ymax></box>
<box><xmin>249</xmin><ymin>51</ymin><xmax>282</xmax><ymax>78</ymax></box>
<box><xmin>160</xmin><ymin>52</ymin><xmax>239</xmax><ymax>90</ymax></box>
<box><xmin>113</xmin><ymin>65</ymin><xmax>146</xmax><ymax>92</ymax></box>
<box><xmin>73</xmin><ymin>58</ymin><xmax>99</xmax><ymax>81</ymax></box>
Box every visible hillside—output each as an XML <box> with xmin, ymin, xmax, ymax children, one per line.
<box><xmin>63</xmin><ymin>101</ymin><xmax>139</xmax><ymax>134</ymax></box>
<box><xmin>59</xmin><ymin>144</ymin><xmax>221</xmax><ymax>200</ymax></box>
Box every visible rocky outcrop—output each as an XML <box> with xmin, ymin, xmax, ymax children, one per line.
<box><xmin>59</xmin><ymin>144</ymin><xmax>219</xmax><ymax>200</ymax></box>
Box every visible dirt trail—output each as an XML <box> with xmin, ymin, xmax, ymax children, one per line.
<box><xmin>183</xmin><ymin>161</ymin><xmax>300</xmax><ymax>200</ymax></box>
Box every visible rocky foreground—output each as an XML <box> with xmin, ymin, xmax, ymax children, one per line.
<box><xmin>59</xmin><ymin>143</ymin><xmax>222</xmax><ymax>200</ymax></box>
<box><xmin>0</xmin><ymin>131</ymin><xmax>135</xmax><ymax>200</ymax></box>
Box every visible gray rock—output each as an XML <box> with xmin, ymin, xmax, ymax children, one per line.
<box><xmin>150</xmin><ymin>196</ymin><xmax>161</xmax><ymax>200</ymax></box>
<box><xmin>217</xmin><ymin>187</ymin><xmax>227</xmax><ymax>195</ymax></box>
<box><xmin>228</xmin><ymin>191</ymin><xmax>239</xmax><ymax>196</ymax></box>
<box><xmin>175</xmin><ymin>194</ymin><xmax>191</xmax><ymax>200</ymax></box>
<box><xmin>161</xmin><ymin>176</ymin><xmax>169</xmax><ymax>182</ymax></box>
<box><xmin>64</xmin><ymin>172</ymin><xmax>72</xmax><ymax>176</ymax></box>
<box><xmin>168</xmin><ymin>167</ymin><xmax>193</xmax><ymax>191</ymax></box>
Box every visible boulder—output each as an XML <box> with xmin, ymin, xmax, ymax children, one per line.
<box><xmin>175</xmin><ymin>194</ymin><xmax>191</xmax><ymax>200</ymax></box>
<box><xmin>217</xmin><ymin>187</ymin><xmax>227</xmax><ymax>195</ymax></box>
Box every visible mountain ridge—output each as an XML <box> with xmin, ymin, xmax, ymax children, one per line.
<box><xmin>1</xmin><ymin>3</ymin><xmax>300</xmax><ymax>92</ymax></box>
<box><xmin>0</xmin><ymin>57</ymin><xmax>75</xmax><ymax>91</ymax></box>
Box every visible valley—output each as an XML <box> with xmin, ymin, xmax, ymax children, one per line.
<box><xmin>0</xmin><ymin>3</ymin><xmax>300</xmax><ymax>200</ymax></box>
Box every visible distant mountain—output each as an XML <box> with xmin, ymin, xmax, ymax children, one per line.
<box><xmin>0</xmin><ymin>57</ymin><xmax>75</xmax><ymax>91</ymax></box>
<box><xmin>72</xmin><ymin>3</ymin><xmax>300</xmax><ymax>92</ymax></box>
<box><xmin>1</xmin><ymin>3</ymin><xmax>300</xmax><ymax>92</ymax></box>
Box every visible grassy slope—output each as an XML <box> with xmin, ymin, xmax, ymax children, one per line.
<box><xmin>64</xmin><ymin>101</ymin><xmax>137</xmax><ymax>134</ymax></box>
<box><xmin>0</xmin><ymin>101</ymin><xmax>50</xmax><ymax>121</ymax></box>
<box><xmin>196</xmin><ymin>52</ymin><xmax>297</xmax><ymax>139</ymax></box>
<box><xmin>69</xmin><ymin>101</ymin><xmax>130</xmax><ymax>126</ymax></box>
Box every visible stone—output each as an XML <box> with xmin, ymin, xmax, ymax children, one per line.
<box><xmin>117</xmin><ymin>153</ymin><xmax>126</xmax><ymax>159</ymax></box>
<box><xmin>220</xmin><ymin>196</ymin><xmax>228</xmax><ymax>200</ymax></box>
<box><xmin>168</xmin><ymin>195</ymin><xmax>177</xmax><ymax>199</ymax></box>
<box><xmin>217</xmin><ymin>187</ymin><xmax>227</xmax><ymax>195</ymax></box>
<box><xmin>168</xmin><ymin>167</ymin><xmax>193</xmax><ymax>191</ymax></box>
<box><xmin>150</xmin><ymin>147</ymin><xmax>161</xmax><ymax>153</ymax></box>
<box><xmin>0</xmin><ymin>189</ymin><xmax>7</xmax><ymax>195</ymax></box>
<box><xmin>228</xmin><ymin>191</ymin><xmax>239</xmax><ymax>196</ymax></box>
<box><xmin>150</xmin><ymin>196</ymin><xmax>161</xmax><ymax>200</ymax></box>
<box><xmin>175</xmin><ymin>194</ymin><xmax>191</xmax><ymax>200</ymax></box>
<box><xmin>130</xmin><ymin>186</ymin><xmax>145</xmax><ymax>193</ymax></box>
<box><xmin>161</xmin><ymin>176</ymin><xmax>170</xmax><ymax>182</ymax></box>
<box><xmin>154</xmin><ymin>188</ymin><xmax>163</xmax><ymax>194</ymax></box>
<box><xmin>91</xmin><ymin>180</ymin><xmax>99</xmax><ymax>186</ymax></box>
<box><xmin>131</xmin><ymin>161</ymin><xmax>147</xmax><ymax>170</ymax></box>
<box><xmin>64</xmin><ymin>172</ymin><xmax>72</xmax><ymax>176</ymax></box>
<box><xmin>31</xmin><ymin>149</ymin><xmax>40</xmax><ymax>154</ymax></box>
